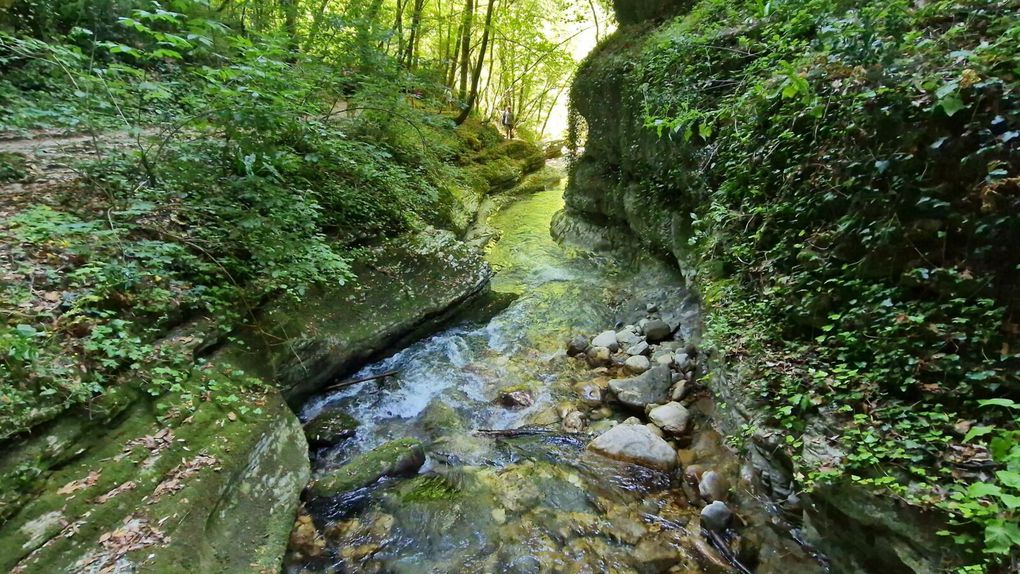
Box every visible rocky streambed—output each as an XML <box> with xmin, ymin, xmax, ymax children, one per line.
<box><xmin>284</xmin><ymin>185</ymin><xmax>826</xmax><ymax>573</ymax></box>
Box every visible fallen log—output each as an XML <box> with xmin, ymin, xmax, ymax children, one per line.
<box><xmin>325</xmin><ymin>369</ymin><xmax>399</xmax><ymax>392</ymax></box>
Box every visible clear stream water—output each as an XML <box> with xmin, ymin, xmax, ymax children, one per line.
<box><xmin>289</xmin><ymin>185</ymin><xmax>724</xmax><ymax>573</ymax></box>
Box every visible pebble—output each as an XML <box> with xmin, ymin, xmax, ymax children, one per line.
<box><xmin>625</xmin><ymin>341</ymin><xmax>649</xmax><ymax>356</ymax></box>
<box><xmin>700</xmin><ymin>501</ymin><xmax>732</xmax><ymax>532</ymax></box>
<box><xmin>624</xmin><ymin>355</ymin><xmax>651</xmax><ymax>374</ymax></box>
<box><xmin>698</xmin><ymin>470</ymin><xmax>729</xmax><ymax>502</ymax></box>
<box><xmin>567</xmin><ymin>335</ymin><xmax>589</xmax><ymax>356</ymax></box>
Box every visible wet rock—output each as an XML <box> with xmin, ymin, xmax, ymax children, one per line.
<box><xmin>642</xmin><ymin>319</ymin><xmax>672</xmax><ymax>342</ymax></box>
<box><xmin>422</xmin><ymin>400</ymin><xmax>464</xmax><ymax>435</ymax></box>
<box><xmin>309</xmin><ymin>438</ymin><xmax>425</xmax><ymax>497</ymax></box>
<box><xmin>622</xmin><ymin>416</ymin><xmax>643</xmax><ymax>425</ymax></box>
<box><xmin>616</xmin><ymin>329</ymin><xmax>641</xmax><ymax>347</ymax></box>
<box><xmin>586</xmin><ymin>346</ymin><xmax>611</xmax><ymax>366</ymax></box>
<box><xmin>567</xmin><ymin>335</ymin><xmax>589</xmax><ymax>357</ymax></box>
<box><xmin>700</xmin><ymin>501</ymin><xmax>732</xmax><ymax>532</ymax></box>
<box><xmin>645</xmin><ymin>423</ymin><xmax>664</xmax><ymax>438</ymax></box>
<box><xmin>624</xmin><ymin>355</ymin><xmax>651</xmax><ymax>374</ymax></box>
<box><xmin>646</xmin><ymin>303</ymin><xmax>659</xmax><ymax>313</ymax></box>
<box><xmin>499</xmin><ymin>389</ymin><xmax>534</xmax><ymax>409</ymax></box>
<box><xmin>608</xmin><ymin>366</ymin><xmax>672</xmax><ymax>409</ymax></box>
<box><xmin>562</xmin><ymin>411</ymin><xmax>586</xmax><ymax>433</ymax></box>
<box><xmin>574</xmin><ymin>382</ymin><xmax>603</xmax><ymax>407</ymax></box>
<box><xmin>587</xmin><ymin>423</ymin><xmax>678</xmax><ymax>471</ymax></box>
<box><xmin>625</xmin><ymin>341</ymin><xmax>649</xmax><ymax>356</ymax></box>
<box><xmin>289</xmin><ymin>512</ymin><xmax>325</xmax><ymax>558</ymax></box>
<box><xmin>591</xmin><ymin>330</ymin><xmax>620</xmax><ymax>351</ymax></box>
<box><xmin>648</xmin><ymin>402</ymin><xmax>691</xmax><ymax>436</ymax></box>
<box><xmin>698</xmin><ymin>470</ymin><xmax>729</xmax><ymax>502</ymax></box>
<box><xmin>304</xmin><ymin>410</ymin><xmax>359</xmax><ymax>447</ymax></box>
<box><xmin>633</xmin><ymin>536</ymin><xmax>682</xmax><ymax>571</ymax></box>
<box><xmin>674</xmin><ymin>352</ymin><xmax>692</xmax><ymax>372</ymax></box>
<box><xmin>651</xmin><ymin>349</ymin><xmax>674</xmax><ymax>367</ymax></box>
<box><xmin>669</xmin><ymin>381</ymin><xmax>687</xmax><ymax>401</ymax></box>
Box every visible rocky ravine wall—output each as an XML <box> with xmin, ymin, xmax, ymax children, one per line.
<box><xmin>556</xmin><ymin>3</ymin><xmax>954</xmax><ymax>573</ymax></box>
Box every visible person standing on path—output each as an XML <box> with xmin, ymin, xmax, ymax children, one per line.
<box><xmin>501</xmin><ymin>106</ymin><xmax>514</xmax><ymax>140</ymax></box>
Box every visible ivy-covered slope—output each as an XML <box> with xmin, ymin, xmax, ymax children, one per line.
<box><xmin>563</xmin><ymin>0</ymin><xmax>1019</xmax><ymax>570</ymax></box>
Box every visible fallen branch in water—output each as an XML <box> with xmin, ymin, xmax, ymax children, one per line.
<box><xmin>325</xmin><ymin>369</ymin><xmax>399</xmax><ymax>392</ymax></box>
<box><xmin>472</xmin><ymin>426</ymin><xmax>562</xmax><ymax>438</ymax></box>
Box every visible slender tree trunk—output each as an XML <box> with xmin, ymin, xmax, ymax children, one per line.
<box><xmin>455</xmin><ymin>0</ymin><xmax>496</xmax><ymax>124</ymax></box>
<box><xmin>281</xmin><ymin>0</ymin><xmax>299</xmax><ymax>51</ymax></box>
<box><xmin>457</xmin><ymin>0</ymin><xmax>474</xmax><ymax>100</ymax></box>
<box><xmin>393</xmin><ymin>0</ymin><xmax>406</xmax><ymax>58</ymax></box>
<box><xmin>447</xmin><ymin>22</ymin><xmax>462</xmax><ymax>88</ymax></box>
<box><xmin>404</xmin><ymin>0</ymin><xmax>426</xmax><ymax>68</ymax></box>
<box><xmin>587</xmin><ymin>0</ymin><xmax>600</xmax><ymax>43</ymax></box>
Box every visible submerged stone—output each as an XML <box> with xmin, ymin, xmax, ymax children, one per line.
<box><xmin>304</xmin><ymin>410</ymin><xmax>359</xmax><ymax>447</ymax></box>
<box><xmin>309</xmin><ymin>439</ymin><xmax>425</xmax><ymax>497</ymax></box>
<box><xmin>700</xmin><ymin>501</ymin><xmax>732</xmax><ymax>532</ymax></box>
<box><xmin>587</xmin><ymin>423</ymin><xmax>677</xmax><ymax>471</ymax></box>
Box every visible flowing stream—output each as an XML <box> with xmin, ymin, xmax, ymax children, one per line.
<box><xmin>288</xmin><ymin>184</ymin><xmax>725</xmax><ymax>573</ymax></box>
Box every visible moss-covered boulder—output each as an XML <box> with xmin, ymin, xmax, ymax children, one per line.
<box><xmin>304</xmin><ymin>410</ymin><xmax>359</xmax><ymax>447</ymax></box>
<box><xmin>308</xmin><ymin>438</ymin><xmax>426</xmax><ymax>497</ymax></box>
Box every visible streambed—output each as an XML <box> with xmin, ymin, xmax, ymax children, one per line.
<box><xmin>285</xmin><ymin>186</ymin><xmax>814</xmax><ymax>573</ymax></box>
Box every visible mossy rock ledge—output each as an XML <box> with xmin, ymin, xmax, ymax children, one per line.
<box><xmin>0</xmin><ymin>370</ymin><xmax>309</xmax><ymax>574</ymax></box>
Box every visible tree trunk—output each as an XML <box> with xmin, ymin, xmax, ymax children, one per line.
<box><xmin>281</xmin><ymin>0</ymin><xmax>299</xmax><ymax>51</ymax></box>
<box><xmin>457</xmin><ymin>0</ymin><xmax>474</xmax><ymax>100</ymax></box>
<box><xmin>404</xmin><ymin>0</ymin><xmax>426</xmax><ymax>68</ymax></box>
<box><xmin>455</xmin><ymin>0</ymin><xmax>496</xmax><ymax>124</ymax></box>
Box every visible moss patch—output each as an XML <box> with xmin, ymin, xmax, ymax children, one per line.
<box><xmin>309</xmin><ymin>438</ymin><xmax>425</xmax><ymax>497</ymax></box>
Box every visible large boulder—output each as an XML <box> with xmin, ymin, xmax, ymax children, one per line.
<box><xmin>309</xmin><ymin>439</ymin><xmax>425</xmax><ymax>497</ymax></box>
<box><xmin>608</xmin><ymin>366</ymin><xmax>672</xmax><ymax>408</ymax></box>
<box><xmin>587</xmin><ymin>424</ymin><xmax>677</xmax><ymax>471</ymax></box>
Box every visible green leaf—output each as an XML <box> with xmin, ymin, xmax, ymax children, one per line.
<box><xmin>963</xmin><ymin>426</ymin><xmax>994</xmax><ymax>443</ymax></box>
<box><xmin>979</xmin><ymin>398</ymin><xmax>1019</xmax><ymax>409</ymax></box>
<box><xmin>996</xmin><ymin>471</ymin><xmax>1020</xmax><ymax>490</ymax></box>
<box><xmin>984</xmin><ymin>520</ymin><xmax>1020</xmax><ymax>554</ymax></box>
<box><xmin>939</xmin><ymin>95</ymin><xmax>965</xmax><ymax>117</ymax></box>
<box><xmin>968</xmin><ymin>482</ymin><xmax>1002</xmax><ymax>498</ymax></box>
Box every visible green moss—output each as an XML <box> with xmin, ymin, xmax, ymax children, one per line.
<box><xmin>309</xmin><ymin>438</ymin><xmax>425</xmax><ymax>497</ymax></box>
<box><xmin>395</xmin><ymin>474</ymin><xmax>461</xmax><ymax>503</ymax></box>
<box><xmin>0</xmin><ymin>152</ymin><xmax>27</xmax><ymax>183</ymax></box>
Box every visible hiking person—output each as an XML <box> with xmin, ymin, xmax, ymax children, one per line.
<box><xmin>500</xmin><ymin>106</ymin><xmax>514</xmax><ymax>139</ymax></box>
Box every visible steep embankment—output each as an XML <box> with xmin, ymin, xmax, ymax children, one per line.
<box><xmin>0</xmin><ymin>124</ymin><xmax>545</xmax><ymax>573</ymax></box>
<box><xmin>559</xmin><ymin>0</ymin><xmax>1018</xmax><ymax>571</ymax></box>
